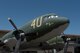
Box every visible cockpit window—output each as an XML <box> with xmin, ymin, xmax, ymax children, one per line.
<box><xmin>49</xmin><ymin>15</ymin><xmax>54</xmax><ymax>18</ymax></box>
<box><xmin>43</xmin><ymin>15</ymin><xmax>58</xmax><ymax>21</ymax></box>
<box><xmin>48</xmin><ymin>15</ymin><xmax>58</xmax><ymax>19</ymax></box>
<box><xmin>54</xmin><ymin>15</ymin><xmax>58</xmax><ymax>17</ymax></box>
<box><xmin>43</xmin><ymin>15</ymin><xmax>50</xmax><ymax>21</ymax></box>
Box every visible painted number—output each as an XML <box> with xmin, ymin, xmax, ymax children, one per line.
<box><xmin>31</xmin><ymin>19</ymin><xmax>36</xmax><ymax>29</ymax></box>
<box><xmin>31</xmin><ymin>17</ymin><xmax>43</xmax><ymax>29</ymax></box>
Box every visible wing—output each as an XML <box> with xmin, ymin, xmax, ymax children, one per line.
<box><xmin>62</xmin><ymin>34</ymin><xmax>80</xmax><ymax>41</ymax></box>
<box><xmin>63</xmin><ymin>34</ymin><xmax>80</xmax><ymax>38</ymax></box>
<box><xmin>0</xmin><ymin>30</ymin><xmax>11</xmax><ymax>37</ymax></box>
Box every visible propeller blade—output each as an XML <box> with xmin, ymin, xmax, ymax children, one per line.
<box><xmin>14</xmin><ymin>38</ymin><xmax>21</xmax><ymax>53</ymax></box>
<box><xmin>14</xmin><ymin>33</ymin><xmax>25</xmax><ymax>53</ymax></box>
<box><xmin>8</xmin><ymin>18</ymin><xmax>25</xmax><ymax>53</ymax></box>
<box><xmin>8</xmin><ymin>18</ymin><xmax>18</xmax><ymax>30</ymax></box>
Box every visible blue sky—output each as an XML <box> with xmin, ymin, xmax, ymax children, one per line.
<box><xmin>0</xmin><ymin>0</ymin><xmax>80</xmax><ymax>34</ymax></box>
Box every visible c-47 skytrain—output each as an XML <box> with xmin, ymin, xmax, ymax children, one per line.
<box><xmin>0</xmin><ymin>13</ymin><xmax>79</xmax><ymax>53</ymax></box>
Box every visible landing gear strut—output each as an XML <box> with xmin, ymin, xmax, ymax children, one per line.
<box><xmin>63</xmin><ymin>40</ymin><xmax>69</xmax><ymax>53</ymax></box>
<box><xmin>61</xmin><ymin>36</ymin><xmax>70</xmax><ymax>53</ymax></box>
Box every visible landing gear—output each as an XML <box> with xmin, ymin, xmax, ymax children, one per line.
<box><xmin>63</xmin><ymin>41</ymin><xmax>69</xmax><ymax>53</ymax></box>
<box><xmin>61</xmin><ymin>36</ymin><xmax>70</xmax><ymax>53</ymax></box>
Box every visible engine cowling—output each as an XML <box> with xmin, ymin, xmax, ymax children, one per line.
<box><xmin>13</xmin><ymin>30</ymin><xmax>25</xmax><ymax>41</ymax></box>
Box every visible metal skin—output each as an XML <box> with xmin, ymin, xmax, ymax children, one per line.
<box><xmin>0</xmin><ymin>13</ymin><xmax>69</xmax><ymax>51</ymax></box>
<box><xmin>46</xmin><ymin>36</ymin><xmax>64</xmax><ymax>51</ymax></box>
<box><xmin>46</xmin><ymin>36</ymin><xmax>64</xmax><ymax>45</ymax></box>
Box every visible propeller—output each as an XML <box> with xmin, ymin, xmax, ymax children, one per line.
<box><xmin>8</xmin><ymin>18</ymin><xmax>25</xmax><ymax>53</ymax></box>
<box><xmin>8</xmin><ymin>18</ymin><xmax>18</xmax><ymax>30</ymax></box>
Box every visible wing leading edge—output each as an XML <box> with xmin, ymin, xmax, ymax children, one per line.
<box><xmin>63</xmin><ymin>34</ymin><xmax>80</xmax><ymax>38</ymax></box>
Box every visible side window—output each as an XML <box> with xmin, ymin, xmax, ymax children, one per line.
<box><xmin>43</xmin><ymin>15</ymin><xmax>50</xmax><ymax>21</ymax></box>
<box><xmin>44</xmin><ymin>17</ymin><xmax>48</xmax><ymax>21</ymax></box>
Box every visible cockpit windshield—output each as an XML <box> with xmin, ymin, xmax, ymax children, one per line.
<box><xmin>43</xmin><ymin>15</ymin><xmax>58</xmax><ymax>21</ymax></box>
<box><xmin>48</xmin><ymin>15</ymin><xmax>58</xmax><ymax>19</ymax></box>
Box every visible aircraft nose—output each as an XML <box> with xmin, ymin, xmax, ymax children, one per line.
<box><xmin>62</xmin><ymin>17</ymin><xmax>70</xmax><ymax>24</ymax></box>
<box><xmin>59</xmin><ymin>17</ymin><xmax>70</xmax><ymax>24</ymax></box>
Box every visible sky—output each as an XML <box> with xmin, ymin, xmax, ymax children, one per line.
<box><xmin>0</xmin><ymin>0</ymin><xmax>80</xmax><ymax>34</ymax></box>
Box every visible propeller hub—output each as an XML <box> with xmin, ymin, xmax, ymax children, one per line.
<box><xmin>20</xmin><ymin>33</ymin><xmax>25</xmax><ymax>37</ymax></box>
